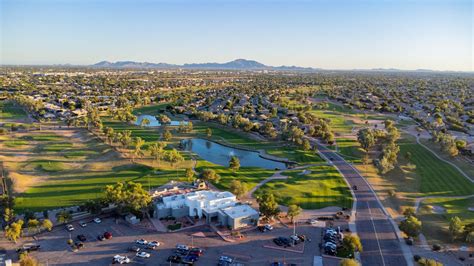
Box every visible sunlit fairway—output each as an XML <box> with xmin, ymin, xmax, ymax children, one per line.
<box><xmin>255</xmin><ymin>165</ymin><xmax>353</xmax><ymax>209</ymax></box>
<box><xmin>0</xmin><ymin>100</ymin><xmax>28</xmax><ymax>120</ymax></box>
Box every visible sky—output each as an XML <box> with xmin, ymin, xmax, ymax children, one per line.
<box><xmin>1</xmin><ymin>0</ymin><xmax>473</xmax><ymax>71</ymax></box>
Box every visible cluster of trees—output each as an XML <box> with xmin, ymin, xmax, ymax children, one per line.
<box><xmin>379</xmin><ymin>120</ymin><xmax>401</xmax><ymax>173</ymax></box>
<box><xmin>3</xmin><ymin>207</ymin><xmax>53</xmax><ymax>243</ymax></box>
<box><xmin>105</xmin><ymin>181</ymin><xmax>152</xmax><ymax>215</ymax></box>
<box><xmin>432</xmin><ymin>131</ymin><xmax>460</xmax><ymax>157</ymax></box>
<box><xmin>449</xmin><ymin>216</ymin><xmax>474</xmax><ymax>243</ymax></box>
<box><xmin>399</xmin><ymin>207</ymin><xmax>422</xmax><ymax>238</ymax></box>
<box><xmin>177</xmin><ymin>121</ymin><xmax>193</xmax><ymax>133</ymax></box>
<box><xmin>109</xmin><ymin>107</ymin><xmax>136</xmax><ymax>123</ymax></box>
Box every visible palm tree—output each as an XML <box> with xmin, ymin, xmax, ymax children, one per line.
<box><xmin>133</xmin><ymin>137</ymin><xmax>145</xmax><ymax>160</ymax></box>
<box><xmin>120</xmin><ymin>130</ymin><xmax>132</xmax><ymax>149</ymax></box>
<box><xmin>140</xmin><ymin>118</ymin><xmax>150</xmax><ymax>128</ymax></box>
<box><xmin>148</xmin><ymin>142</ymin><xmax>166</xmax><ymax>167</ymax></box>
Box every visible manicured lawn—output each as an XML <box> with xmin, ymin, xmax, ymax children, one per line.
<box><xmin>255</xmin><ymin>165</ymin><xmax>353</xmax><ymax>209</ymax></box>
<box><xmin>418</xmin><ymin>197</ymin><xmax>474</xmax><ymax>244</ymax></box>
<box><xmin>132</xmin><ymin>103</ymin><xmax>170</xmax><ymax>116</ymax></box>
<box><xmin>398</xmin><ymin>137</ymin><xmax>474</xmax><ymax>197</ymax></box>
<box><xmin>195</xmin><ymin>160</ymin><xmax>274</xmax><ymax>191</ymax></box>
<box><xmin>23</xmin><ymin>160</ymin><xmax>67</xmax><ymax>172</ymax></box>
<box><xmin>15</xmin><ymin>164</ymin><xmax>185</xmax><ymax>212</ymax></box>
<box><xmin>3</xmin><ymin>139</ymin><xmax>29</xmax><ymax>147</ymax></box>
<box><xmin>0</xmin><ymin>100</ymin><xmax>27</xmax><ymax>120</ymax></box>
<box><xmin>265</xmin><ymin>146</ymin><xmax>323</xmax><ymax>164</ymax></box>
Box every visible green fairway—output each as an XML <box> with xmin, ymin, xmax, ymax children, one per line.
<box><xmin>418</xmin><ymin>197</ymin><xmax>474</xmax><ymax>244</ymax></box>
<box><xmin>398</xmin><ymin>137</ymin><xmax>474</xmax><ymax>197</ymax></box>
<box><xmin>195</xmin><ymin>160</ymin><xmax>274</xmax><ymax>191</ymax></box>
<box><xmin>255</xmin><ymin>165</ymin><xmax>353</xmax><ymax>209</ymax></box>
<box><xmin>132</xmin><ymin>103</ymin><xmax>170</xmax><ymax>116</ymax></box>
<box><xmin>0</xmin><ymin>100</ymin><xmax>27</xmax><ymax>120</ymax></box>
<box><xmin>15</xmin><ymin>164</ymin><xmax>185</xmax><ymax>212</ymax></box>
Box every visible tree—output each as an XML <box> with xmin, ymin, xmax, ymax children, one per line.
<box><xmin>200</xmin><ymin>169</ymin><xmax>221</xmax><ymax>183</ymax></box>
<box><xmin>229</xmin><ymin>180</ymin><xmax>248</xmax><ymax>198</ymax></box>
<box><xmin>417</xmin><ymin>258</ymin><xmax>443</xmax><ymax>266</ymax></box>
<box><xmin>302</xmin><ymin>139</ymin><xmax>311</xmax><ymax>151</ymax></box>
<box><xmin>206</xmin><ymin>127</ymin><xmax>212</xmax><ymax>137</ymax></box>
<box><xmin>357</xmin><ymin>128</ymin><xmax>375</xmax><ymax>152</ymax></box>
<box><xmin>27</xmin><ymin>219</ymin><xmax>40</xmax><ymax>234</ymax></box>
<box><xmin>3</xmin><ymin>207</ymin><xmax>14</xmax><ymax>224</ymax></box>
<box><xmin>287</xmin><ymin>204</ymin><xmax>302</xmax><ymax>224</ymax></box>
<box><xmin>56</xmin><ymin>210</ymin><xmax>72</xmax><ymax>224</ymax></box>
<box><xmin>257</xmin><ymin>191</ymin><xmax>280</xmax><ymax>219</ymax></box>
<box><xmin>120</xmin><ymin>130</ymin><xmax>132</xmax><ymax>148</ymax></box>
<box><xmin>448</xmin><ymin>216</ymin><xmax>464</xmax><ymax>242</ymax></box>
<box><xmin>41</xmin><ymin>219</ymin><xmax>53</xmax><ymax>232</ymax></box>
<box><xmin>229</xmin><ymin>156</ymin><xmax>240</xmax><ymax>171</ymax></box>
<box><xmin>342</xmin><ymin>234</ymin><xmax>363</xmax><ymax>253</ymax></box>
<box><xmin>148</xmin><ymin>142</ymin><xmax>166</xmax><ymax>166</ymax></box>
<box><xmin>105</xmin><ymin>181</ymin><xmax>152</xmax><ymax>213</ymax></box>
<box><xmin>133</xmin><ymin>137</ymin><xmax>145</xmax><ymax>159</ymax></box>
<box><xmin>140</xmin><ymin>118</ymin><xmax>150</xmax><ymax>127</ymax></box>
<box><xmin>163</xmin><ymin>129</ymin><xmax>172</xmax><ymax>141</ymax></box>
<box><xmin>399</xmin><ymin>215</ymin><xmax>422</xmax><ymax>237</ymax></box>
<box><xmin>339</xmin><ymin>259</ymin><xmax>360</xmax><ymax>266</ymax></box>
<box><xmin>403</xmin><ymin>207</ymin><xmax>416</xmax><ymax>218</ymax></box>
<box><xmin>185</xmin><ymin>168</ymin><xmax>195</xmax><ymax>182</ymax></box>
<box><xmin>19</xmin><ymin>254</ymin><xmax>39</xmax><ymax>266</ymax></box>
<box><xmin>5</xmin><ymin>219</ymin><xmax>24</xmax><ymax>243</ymax></box>
<box><xmin>163</xmin><ymin>149</ymin><xmax>184</xmax><ymax>166</ymax></box>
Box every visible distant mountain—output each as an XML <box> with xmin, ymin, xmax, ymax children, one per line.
<box><xmin>91</xmin><ymin>59</ymin><xmax>317</xmax><ymax>71</ymax></box>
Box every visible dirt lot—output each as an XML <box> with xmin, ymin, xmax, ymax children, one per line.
<box><xmin>6</xmin><ymin>216</ymin><xmax>324</xmax><ymax>266</ymax></box>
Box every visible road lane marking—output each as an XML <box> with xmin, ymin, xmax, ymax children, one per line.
<box><xmin>366</xmin><ymin>201</ymin><xmax>386</xmax><ymax>266</ymax></box>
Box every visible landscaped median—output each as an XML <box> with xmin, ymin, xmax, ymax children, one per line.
<box><xmin>254</xmin><ymin>165</ymin><xmax>353</xmax><ymax>210</ymax></box>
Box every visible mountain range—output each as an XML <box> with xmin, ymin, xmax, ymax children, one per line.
<box><xmin>92</xmin><ymin>59</ymin><xmax>317</xmax><ymax>71</ymax></box>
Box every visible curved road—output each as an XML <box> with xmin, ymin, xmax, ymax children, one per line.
<box><xmin>312</xmin><ymin>139</ymin><xmax>413</xmax><ymax>266</ymax></box>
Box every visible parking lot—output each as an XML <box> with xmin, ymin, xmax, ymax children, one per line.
<box><xmin>16</xmin><ymin>216</ymin><xmax>324</xmax><ymax>265</ymax></box>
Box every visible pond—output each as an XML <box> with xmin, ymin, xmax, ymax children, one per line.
<box><xmin>182</xmin><ymin>138</ymin><xmax>287</xmax><ymax>170</ymax></box>
<box><xmin>134</xmin><ymin>114</ymin><xmax>187</xmax><ymax>127</ymax></box>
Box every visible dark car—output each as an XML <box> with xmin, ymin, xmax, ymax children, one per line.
<box><xmin>104</xmin><ymin>232</ymin><xmax>112</xmax><ymax>239</ymax></box>
<box><xmin>75</xmin><ymin>242</ymin><xmax>85</xmax><ymax>249</ymax></box>
<box><xmin>167</xmin><ymin>256</ymin><xmax>182</xmax><ymax>263</ymax></box>
<box><xmin>189</xmin><ymin>248</ymin><xmax>203</xmax><ymax>256</ymax></box>
<box><xmin>16</xmin><ymin>244</ymin><xmax>41</xmax><ymax>253</ymax></box>
<box><xmin>273</xmin><ymin>238</ymin><xmax>284</xmax><ymax>246</ymax></box>
<box><xmin>77</xmin><ymin>234</ymin><xmax>86</xmax><ymax>241</ymax></box>
<box><xmin>128</xmin><ymin>246</ymin><xmax>140</xmax><ymax>252</ymax></box>
<box><xmin>184</xmin><ymin>254</ymin><xmax>199</xmax><ymax>262</ymax></box>
<box><xmin>97</xmin><ymin>235</ymin><xmax>105</xmax><ymax>241</ymax></box>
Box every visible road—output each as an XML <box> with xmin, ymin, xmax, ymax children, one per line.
<box><xmin>312</xmin><ymin>139</ymin><xmax>412</xmax><ymax>266</ymax></box>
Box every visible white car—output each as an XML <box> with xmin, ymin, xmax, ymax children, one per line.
<box><xmin>136</xmin><ymin>239</ymin><xmax>148</xmax><ymax>245</ymax></box>
<box><xmin>147</xmin><ymin>241</ymin><xmax>160</xmax><ymax>249</ymax></box>
<box><xmin>219</xmin><ymin>256</ymin><xmax>233</xmax><ymax>263</ymax></box>
<box><xmin>113</xmin><ymin>255</ymin><xmax>130</xmax><ymax>264</ymax></box>
<box><xmin>176</xmin><ymin>244</ymin><xmax>189</xmax><ymax>251</ymax></box>
<box><xmin>79</xmin><ymin>221</ymin><xmax>87</xmax><ymax>227</ymax></box>
<box><xmin>93</xmin><ymin>218</ymin><xmax>102</xmax><ymax>224</ymax></box>
<box><xmin>66</xmin><ymin>224</ymin><xmax>75</xmax><ymax>231</ymax></box>
<box><xmin>136</xmin><ymin>251</ymin><xmax>150</xmax><ymax>258</ymax></box>
<box><xmin>264</xmin><ymin>224</ymin><xmax>274</xmax><ymax>231</ymax></box>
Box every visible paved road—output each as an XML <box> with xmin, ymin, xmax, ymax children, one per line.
<box><xmin>313</xmin><ymin>140</ymin><xmax>411</xmax><ymax>266</ymax></box>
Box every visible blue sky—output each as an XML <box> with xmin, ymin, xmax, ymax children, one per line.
<box><xmin>1</xmin><ymin>0</ymin><xmax>472</xmax><ymax>71</ymax></box>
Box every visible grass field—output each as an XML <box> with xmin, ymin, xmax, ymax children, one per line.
<box><xmin>0</xmin><ymin>100</ymin><xmax>27</xmax><ymax>120</ymax></box>
<box><xmin>418</xmin><ymin>197</ymin><xmax>474</xmax><ymax>244</ymax></box>
<box><xmin>255</xmin><ymin>165</ymin><xmax>353</xmax><ymax>209</ymax></box>
<box><xmin>0</xmin><ymin>128</ymin><xmax>186</xmax><ymax>212</ymax></box>
<box><xmin>360</xmin><ymin>134</ymin><xmax>474</xmax><ymax>217</ymax></box>
<box><xmin>195</xmin><ymin>160</ymin><xmax>274</xmax><ymax>191</ymax></box>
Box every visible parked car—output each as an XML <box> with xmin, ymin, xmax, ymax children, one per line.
<box><xmin>104</xmin><ymin>232</ymin><xmax>112</xmax><ymax>239</ymax></box>
<box><xmin>184</xmin><ymin>254</ymin><xmax>199</xmax><ymax>262</ymax></box>
<box><xmin>128</xmin><ymin>246</ymin><xmax>140</xmax><ymax>252</ymax></box>
<box><xmin>93</xmin><ymin>218</ymin><xmax>102</xmax><ymax>224</ymax></box>
<box><xmin>176</xmin><ymin>244</ymin><xmax>189</xmax><ymax>251</ymax></box>
<box><xmin>264</xmin><ymin>224</ymin><xmax>274</xmax><ymax>231</ymax></box>
<box><xmin>219</xmin><ymin>256</ymin><xmax>233</xmax><ymax>264</ymax></box>
<box><xmin>77</xmin><ymin>234</ymin><xmax>86</xmax><ymax>241</ymax></box>
<box><xmin>308</xmin><ymin>219</ymin><xmax>318</xmax><ymax>225</ymax></box>
<box><xmin>289</xmin><ymin>235</ymin><xmax>301</xmax><ymax>244</ymax></box>
<box><xmin>113</xmin><ymin>255</ymin><xmax>130</xmax><ymax>264</ymax></box>
<box><xmin>97</xmin><ymin>235</ymin><xmax>105</xmax><ymax>241</ymax></box>
<box><xmin>405</xmin><ymin>237</ymin><xmax>414</xmax><ymax>246</ymax></box>
<box><xmin>273</xmin><ymin>238</ymin><xmax>284</xmax><ymax>246</ymax></box>
<box><xmin>79</xmin><ymin>221</ymin><xmax>87</xmax><ymax>227</ymax></box>
<box><xmin>16</xmin><ymin>244</ymin><xmax>41</xmax><ymax>253</ymax></box>
<box><xmin>136</xmin><ymin>251</ymin><xmax>150</xmax><ymax>258</ymax></box>
<box><xmin>75</xmin><ymin>242</ymin><xmax>85</xmax><ymax>249</ymax></box>
<box><xmin>135</xmin><ymin>239</ymin><xmax>148</xmax><ymax>245</ymax></box>
<box><xmin>66</xmin><ymin>224</ymin><xmax>74</xmax><ymax>231</ymax></box>
<box><xmin>167</xmin><ymin>255</ymin><xmax>182</xmax><ymax>263</ymax></box>
<box><xmin>146</xmin><ymin>241</ymin><xmax>160</xmax><ymax>249</ymax></box>
<box><xmin>189</xmin><ymin>248</ymin><xmax>204</xmax><ymax>256</ymax></box>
